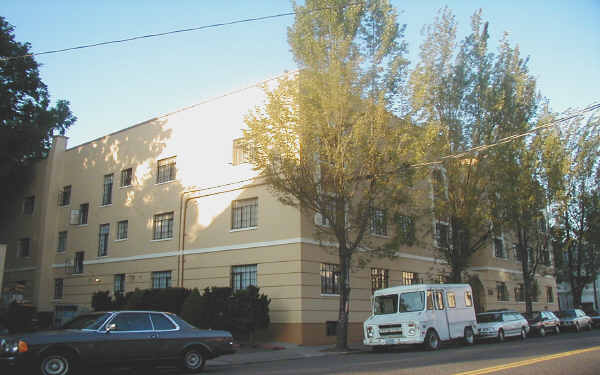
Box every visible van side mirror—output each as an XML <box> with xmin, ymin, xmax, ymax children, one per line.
<box><xmin>105</xmin><ymin>323</ymin><xmax>116</xmax><ymax>333</ymax></box>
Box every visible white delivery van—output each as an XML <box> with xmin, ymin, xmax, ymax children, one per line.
<box><xmin>363</xmin><ymin>284</ymin><xmax>477</xmax><ymax>350</ymax></box>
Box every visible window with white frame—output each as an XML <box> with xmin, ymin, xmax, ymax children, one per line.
<box><xmin>156</xmin><ymin>157</ymin><xmax>176</xmax><ymax>184</ymax></box>
<box><xmin>79</xmin><ymin>203</ymin><xmax>89</xmax><ymax>225</ymax></box>
<box><xmin>54</xmin><ymin>279</ymin><xmax>63</xmax><ymax>299</ymax></box>
<box><xmin>120</xmin><ymin>168</ymin><xmax>133</xmax><ymax>187</ymax></box>
<box><xmin>435</xmin><ymin>222</ymin><xmax>449</xmax><ymax>249</ymax></box>
<box><xmin>494</xmin><ymin>237</ymin><xmax>505</xmax><ymax>258</ymax></box>
<box><xmin>369</xmin><ymin>207</ymin><xmax>388</xmax><ymax>236</ymax></box>
<box><xmin>402</xmin><ymin>271</ymin><xmax>418</xmax><ymax>285</ymax></box>
<box><xmin>57</xmin><ymin>231</ymin><xmax>67</xmax><ymax>253</ymax></box>
<box><xmin>513</xmin><ymin>243</ymin><xmax>522</xmax><ymax>261</ymax></box>
<box><xmin>152</xmin><ymin>271</ymin><xmax>172</xmax><ymax>288</ymax></box>
<box><xmin>23</xmin><ymin>196</ymin><xmax>34</xmax><ymax>215</ymax></box>
<box><xmin>117</xmin><ymin>220</ymin><xmax>128</xmax><ymax>240</ymax></box>
<box><xmin>98</xmin><ymin>224</ymin><xmax>109</xmax><ymax>256</ymax></box>
<box><xmin>321</xmin><ymin>263</ymin><xmax>340</xmax><ymax>294</ymax></box>
<box><xmin>546</xmin><ymin>286</ymin><xmax>554</xmax><ymax>303</ymax></box>
<box><xmin>74</xmin><ymin>251</ymin><xmax>84</xmax><ymax>274</ymax></box>
<box><xmin>102</xmin><ymin>174</ymin><xmax>113</xmax><ymax>206</ymax></box>
<box><xmin>496</xmin><ymin>282</ymin><xmax>508</xmax><ymax>301</ymax></box>
<box><xmin>397</xmin><ymin>215</ymin><xmax>416</xmax><ymax>244</ymax></box>
<box><xmin>231</xmin><ymin>264</ymin><xmax>257</xmax><ymax>292</ymax></box>
<box><xmin>19</xmin><ymin>238</ymin><xmax>30</xmax><ymax>257</ymax></box>
<box><xmin>114</xmin><ymin>274</ymin><xmax>125</xmax><ymax>294</ymax></box>
<box><xmin>371</xmin><ymin>268</ymin><xmax>389</xmax><ymax>292</ymax></box>
<box><xmin>153</xmin><ymin>212</ymin><xmax>174</xmax><ymax>240</ymax></box>
<box><xmin>231</xmin><ymin>198</ymin><xmax>258</xmax><ymax>230</ymax></box>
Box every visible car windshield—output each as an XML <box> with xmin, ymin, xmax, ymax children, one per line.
<box><xmin>398</xmin><ymin>291</ymin><xmax>425</xmax><ymax>313</ymax></box>
<box><xmin>477</xmin><ymin>313</ymin><xmax>502</xmax><ymax>323</ymax></box>
<box><xmin>374</xmin><ymin>294</ymin><xmax>398</xmax><ymax>315</ymax></box>
<box><xmin>62</xmin><ymin>313</ymin><xmax>112</xmax><ymax>330</ymax></box>
<box><xmin>557</xmin><ymin>311</ymin><xmax>576</xmax><ymax>318</ymax></box>
<box><xmin>523</xmin><ymin>312</ymin><xmax>541</xmax><ymax>321</ymax></box>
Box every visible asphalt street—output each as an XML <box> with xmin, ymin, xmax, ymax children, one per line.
<box><xmin>76</xmin><ymin>328</ymin><xmax>600</xmax><ymax>375</ymax></box>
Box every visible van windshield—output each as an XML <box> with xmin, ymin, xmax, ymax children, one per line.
<box><xmin>399</xmin><ymin>291</ymin><xmax>425</xmax><ymax>312</ymax></box>
<box><xmin>374</xmin><ymin>294</ymin><xmax>398</xmax><ymax>315</ymax></box>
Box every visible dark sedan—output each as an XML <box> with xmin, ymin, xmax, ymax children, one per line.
<box><xmin>0</xmin><ymin>310</ymin><xmax>235</xmax><ymax>375</ymax></box>
<box><xmin>523</xmin><ymin>311</ymin><xmax>560</xmax><ymax>336</ymax></box>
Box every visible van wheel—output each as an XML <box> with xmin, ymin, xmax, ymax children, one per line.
<box><xmin>464</xmin><ymin>327</ymin><xmax>475</xmax><ymax>346</ymax></box>
<box><xmin>539</xmin><ymin>327</ymin><xmax>546</xmax><ymax>337</ymax></box>
<box><xmin>497</xmin><ymin>329</ymin><xmax>505</xmax><ymax>342</ymax></box>
<box><xmin>424</xmin><ymin>330</ymin><xmax>440</xmax><ymax>351</ymax></box>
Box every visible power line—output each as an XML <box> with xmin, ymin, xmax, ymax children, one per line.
<box><xmin>410</xmin><ymin>102</ymin><xmax>600</xmax><ymax>168</ymax></box>
<box><xmin>0</xmin><ymin>3</ymin><xmax>364</xmax><ymax>62</ymax></box>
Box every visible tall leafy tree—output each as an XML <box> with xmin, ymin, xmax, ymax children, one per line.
<box><xmin>244</xmin><ymin>0</ymin><xmax>414</xmax><ymax>349</ymax></box>
<box><xmin>543</xmin><ymin>109</ymin><xmax>600</xmax><ymax>308</ymax></box>
<box><xmin>0</xmin><ymin>17</ymin><xmax>76</xmax><ymax>195</ymax></box>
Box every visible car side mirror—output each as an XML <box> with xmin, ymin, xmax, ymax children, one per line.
<box><xmin>105</xmin><ymin>323</ymin><xmax>116</xmax><ymax>333</ymax></box>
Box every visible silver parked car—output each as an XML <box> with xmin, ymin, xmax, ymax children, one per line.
<box><xmin>556</xmin><ymin>309</ymin><xmax>593</xmax><ymax>332</ymax></box>
<box><xmin>476</xmin><ymin>310</ymin><xmax>529</xmax><ymax>342</ymax></box>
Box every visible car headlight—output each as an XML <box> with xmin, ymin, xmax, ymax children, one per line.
<box><xmin>1</xmin><ymin>340</ymin><xmax>20</xmax><ymax>354</ymax></box>
<box><xmin>366</xmin><ymin>326</ymin><xmax>374</xmax><ymax>338</ymax></box>
<box><xmin>407</xmin><ymin>321</ymin><xmax>417</xmax><ymax>336</ymax></box>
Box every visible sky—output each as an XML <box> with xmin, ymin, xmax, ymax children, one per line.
<box><xmin>3</xmin><ymin>1</ymin><xmax>599</xmax><ymax>148</ymax></box>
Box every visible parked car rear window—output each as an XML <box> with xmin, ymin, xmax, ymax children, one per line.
<box><xmin>523</xmin><ymin>312</ymin><xmax>541</xmax><ymax>322</ymax></box>
<box><xmin>477</xmin><ymin>313</ymin><xmax>502</xmax><ymax>323</ymax></box>
<box><xmin>62</xmin><ymin>313</ymin><xmax>112</xmax><ymax>330</ymax></box>
<box><xmin>374</xmin><ymin>294</ymin><xmax>398</xmax><ymax>315</ymax></box>
<box><xmin>151</xmin><ymin>313</ymin><xmax>177</xmax><ymax>330</ymax></box>
<box><xmin>557</xmin><ymin>311</ymin><xmax>576</xmax><ymax>318</ymax></box>
<box><xmin>399</xmin><ymin>291</ymin><xmax>425</xmax><ymax>313</ymax></box>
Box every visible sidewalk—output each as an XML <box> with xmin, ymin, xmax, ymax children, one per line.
<box><xmin>209</xmin><ymin>342</ymin><xmax>368</xmax><ymax>367</ymax></box>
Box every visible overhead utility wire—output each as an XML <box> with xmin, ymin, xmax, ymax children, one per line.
<box><xmin>0</xmin><ymin>3</ymin><xmax>363</xmax><ymax>61</ymax></box>
<box><xmin>410</xmin><ymin>102</ymin><xmax>600</xmax><ymax>168</ymax></box>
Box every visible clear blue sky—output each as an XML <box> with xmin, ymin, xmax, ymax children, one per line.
<box><xmin>3</xmin><ymin>1</ymin><xmax>599</xmax><ymax>147</ymax></box>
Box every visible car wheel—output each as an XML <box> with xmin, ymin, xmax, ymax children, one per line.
<box><xmin>520</xmin><ymin>328</ymin><xmax>527</xmax><ymax>340</ymax></box>
<box><xmin>587</xmin><ymin>322</ymin><xmax>593</xmax><ymax>331</ymax></box>
<box><xmin>424</xmin><ymin>329</ymin><xmax>440</xmax><ymax>351</ymax></box>
<box><xmin>464</xmin><ymin>327</ymin><xmax>475</xmax><ymax>346</ymax></box>
<box><xmin>539</xmin><ymin>327</ymin><xmax>546</xmax><ymax>337</ymax></box>
<box><xmin>497</xmin><ymin>329</ymin><xmax>505</xmax><ymax>342</ymax></box>
<box><xmin>554</xmin><ymin>325</ymin><xmax>560</xmax><ymax>334</ymax></box>
<box><xmin>575</xmin><ymin>322</ymin><xmax>580</xmax><ymax>332</ymax></box>
<box><xmin>40</xmin><ymin>353</ymin><xmax>73</xmax><ymax>375</ymax></box>
<box><xmin>181</xmin><ymin>348</ymin><xmax>206</xmax><ymax>373</ymax></box>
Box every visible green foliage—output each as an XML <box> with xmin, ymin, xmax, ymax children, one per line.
<box><xmin>91</xmin><ymin>291</ymin><xmax>113</xmax><ymax>312</ymax></box>
<box><xmin>0</xmin><ymin>17</ymin><xmax>76</xmax><ymax>196</ymax></box>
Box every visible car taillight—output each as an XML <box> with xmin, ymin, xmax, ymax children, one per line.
<box><xmin>18</xmin><ymin>340</ymin><xmax>28</xmax><ymax>353</ymax></box>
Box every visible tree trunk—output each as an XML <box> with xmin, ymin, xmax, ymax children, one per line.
<box><xmin>336</xmin><ymin>249</ymin><xmax>351</xmax><ymax>350</ymax></box>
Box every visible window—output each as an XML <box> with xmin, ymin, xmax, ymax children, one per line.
<box><xmin>150</xmin><ymin>313</ymin><xmax>176</xmax><ymax>330</ymax></box>
<box><xmin>231</xmin><ymin>264</ymin><xmax>257</xmax><ymax>292</ymax></box>
<box><xmin>54</xmin><ymin>279</ymin><xmax>63</xmax><ymax>299</ymax></box>
<box><xmin>515</xmin><ymin>284</ymin><xmax>524</xmax><ymax>302</ymax></box>
<box><xmin>232</xmin><ymin>138</ymin><xmax>254</xmax><ymax>166</ymax></box>
<box><xmin>23</xmin><ymin>196</ymin><xmax>34</xmax><ymax>215</ymax></box>
<box><xmin>101</xmin><ymin>174</ymin><xmax>113</xmax><ymax>206</ymax></box>
<box><xmin>320</xmin><ymin>263</ymin><xmax>340</xmax><ymax>295</ymax></box>
<box><xmin>447</xmin><ymin>292</ymin><xmax>456</xmax><ymax>308</ymax></box>
<box><xmin>57</xmin><ymin>231</ymin><xmax>67</xmax><ymax>253</ymax></box>
<box><xmin>19</xmin><ymin>238</ymin><xmax>30</xmax><ymax>257</ymax></box>
<box><xmin>436</xmin><ymin>274</ymin><xmax>446</xmax><ymax>284</ymax></box>
<box><xmin>74</xmin><ymin>251</ymin><xmax>84</xmax><ymax>274</ymax></box>
<box><xmin>60</xmin><ymin>186</ymin><xmax>71</xmax><ymax>206</ymax></box>
<box><xmin>114</xmin><ymin>274</ymin><xmax>125</xmax><ymax>295</ymax></box>
<box><xmin>496</xmin><ymin>282</ymin><xmax>508</xmax><ymax>301</ymax></box>
<box><xmin>494</xmin><ymin>238</ymin><xmax>505</xmax><ymax>258</ymax></box>
<box><xmin>396</xmin><ymin>215</ymin><xmax>416</xmax><ymax>244</ymax></box>
<box><xmin>231</xmin><ymin>198</ymin><xmax>258</xmax><ymax>230</ymax></box>
<box><xmin>79</xmin><ymin>203</ymin><xmax>89</xmax><ymax>225</ymax></box>
<box><xmin>371</xmin><ymin>268</ymin><xmax>389</xmax><ymax>292</ymax></box>
<box><xmin>513</xmin><ymin>244</ymin><xmax>521</xmax><ymax>261</ymax></box>
<box><xmin>152</xmin><ymin>271</ymin><xmax>172</xmax><ymax>289</ymax></box>
<box><xmin>546</xmin><ymin>287</ymin><xmax>554</xmax><ymax>303</ymax></box>
<box><xmin>434</xmin><ymin>291</ymin><xmax>445</xmax><ymax>310</ymax></box>
<box><xmin>400</xmin><ymin>291</ymin><xmax>426</xmax><ymax>312</ymax></box>
<box><xmin>369</xmin><ymin>207</ymin><xmax>388</xmax><ymax>236</ymax></box>
<box><xmin>109</xmin><ymin>312</ymin><xmax>152</xmax><ymax>331</ymax></box>
<box><xmin>465</xmin><ymin>291</ymin><xmax>473</xmax><ymax>307</ymax></box>
<box><xmin>435</xmin><ymin>222</ymin><xmax>449</xmax><ymax>249</ymax></box>
<box><xmin>432</xmin><ymin>169</ymin><xmax>446</xmax><ymax>201</ymax></box>
<box><xmin>316</xmin><ymin>199</ymin><xmax>335</xmax><ymax>227</ymax></box>
<box><xmin>326</xmin><ymin>321</ymin><xmax>337</xmax><ymax>336</ymax></box>
<box><xmin>402</xmin><ymin>271</ymin><xmax>418</xmax><ymax>286</ymax></box>
<box><xmin>374</xmin><ymin>294</ymin><xmax>398</xmax><ymax>315</ymax></box>
<box><xmin>427</xmin><ymin>290</ymin><xmax>434</xmax><ymax>310</ymax></box>
<box><xmin>120</xmin><ymin>168</ymin><xmax>132</xmax><ymax>187</ymax></box>
<box><xmin>98</xmin><ymin>224</ymin><xmax>110</xmax><ymax>257</ymax></box>
<box><xmin>153</xmin><ymin>212</ymin><xmax>174</xmax><ymax>240</ymax></box>
<box><xmin>117</xmin><ymin>220</ymin><xmax>128</xmax><ymax>240</ymax></box>
<box><xmin>157</xmin><ymin>157</ymin><xmax>176</xmax><ymax>184</ymax></box>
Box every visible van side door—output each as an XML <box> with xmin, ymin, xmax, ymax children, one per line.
<box><xmin>432</xmin><ymin>289</ymin><xmax>450</xmax><ymax>340</ymax></box>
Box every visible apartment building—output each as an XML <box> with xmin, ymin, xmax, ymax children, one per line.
<box><xmin>0</xmin><ymin>85</ymin><xmax>558</xmax><ymax>345</ymax></box>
